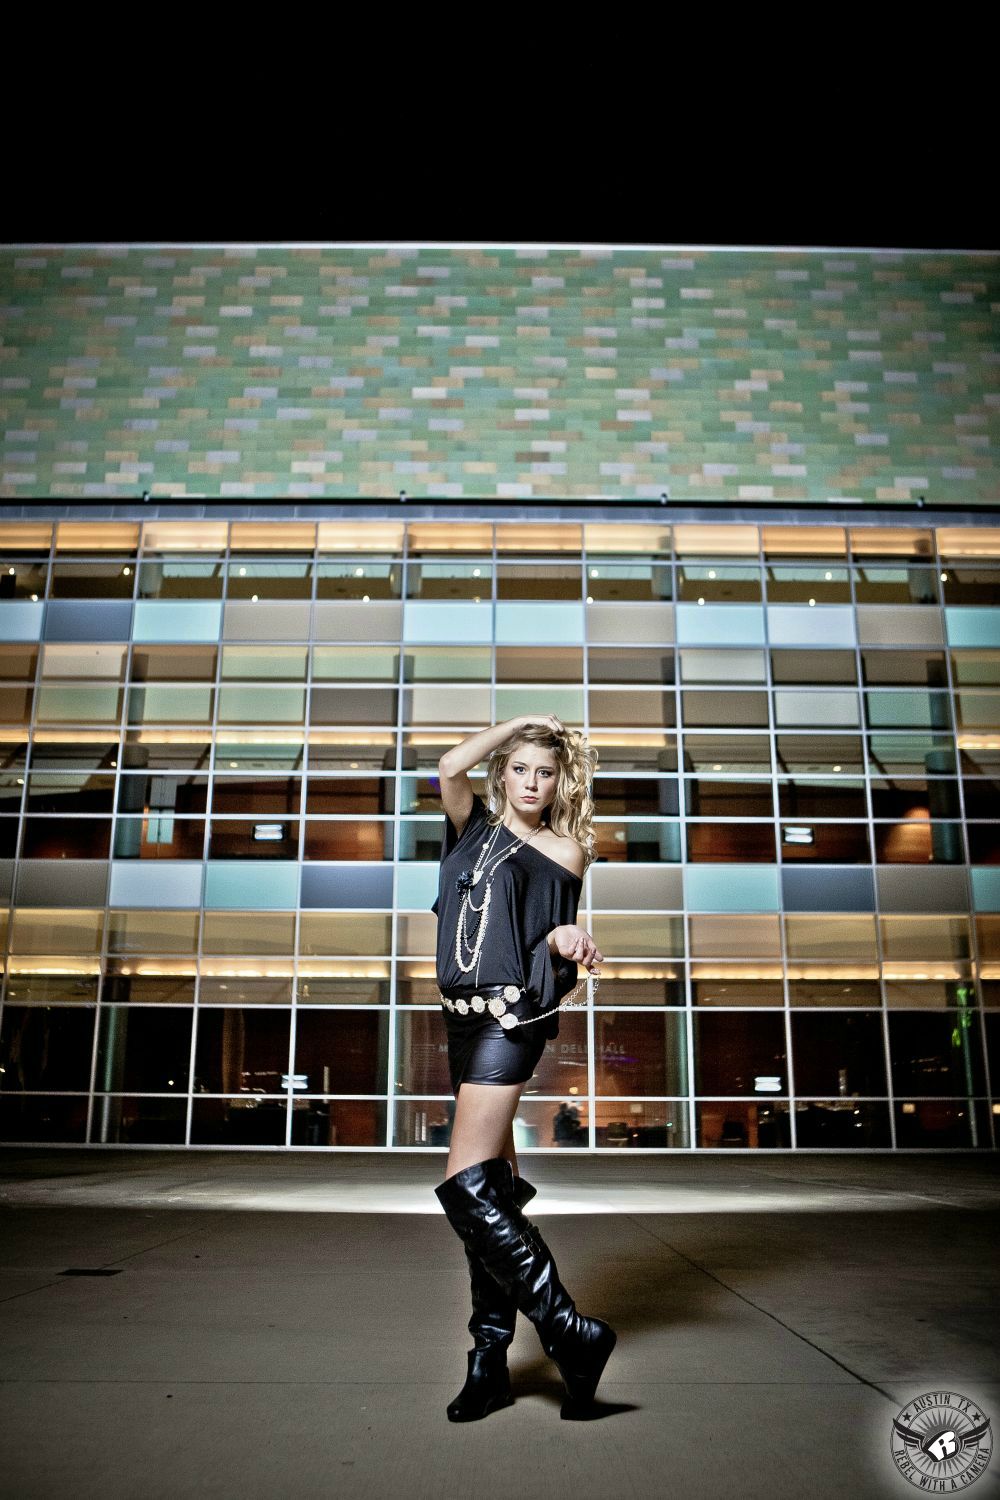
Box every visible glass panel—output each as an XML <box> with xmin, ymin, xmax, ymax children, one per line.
<box><xmin>867</xmin><ymin>735</ymin><xmax>956</xmax><ymax>775</ymax></box>
<box><xmin>50</xmin><ymin>562</ymin><xmax>135</xmax><ymax>599</ymax></box>
<box><xmin>784</xmin><ymin>915</ymin><xmax>878</xmax><ymax>962</ymax></box>
<box><xmin>790</xmin><ymin>1012</ymin><xmax>887</xmax><ymax>1094</ymax></box>
<box><xmin>682</xmin><ymin>691</ymin><xmax>768</xmax><ymax>728</ymax></box>
<box><xmin>679</xmin><ymin>649</ymin><xmax>765</xmax><ymax>684</ymax></box>
<box><xmin>770</xmin><ymin>649</ymin><xmax>857</xmax><ymax>684</ymax></box>
<box><xmin>116</xmin><ymin>775</ymin><xmax>208</xmax><ymax>816</ymax></box>
<box><xmin>107</xmin><ymin>909</ymin><xmax>200</xmax><ymax>953</ymax></box>
<box><xmin>762</xmin><ymin>525</ymin><xmax>847</xmax><ymax>557</ymax></box>
<box><xmin>297</xmin><ymin>973</ymin><xmax>390</xmax><ymax>1005</ymax></box>
<box><xmin>692</xmin><ymin>974</ymin><xmax>784</xmax><ymax>1007</ymax></box>
<box><xmin>89</xmin><ymin>1095</ymin><xmax>188</xmax><ymax>1145</ymax></box>
<box><xmin>590</xmin><ymin>915</ymin><xmax>685</xmax><ymax>957</ymax></box>
<box><xmin>127</xmin><ymin>685</ymin><xmax>214</xmax><ymax>724</ymax></box>
<box><xmin>853</xmin><ymin>567</ymin><xmax>940</xmax><ymax>605</ymax></box>
<box><xmin>866</xmin><ymin>690</ymin><xmax>953</xmax><ymax>730</ymax></box>
<box><xmin>342</xmin><ymin>777</ymin><xmax>398</xmax><ymax>819</ymax></box>
<box><xmin>874</xmin><ymin>822</ymin><xmax>964</xmax><ymax>863</ymax></box>
<box><xmin>595</xmin><ymin>1101</ymin><xmax>690</xmax><ymax>1148</ymax></box>
<box><xmin>0</xmin><ymin>1006</ymin><xmax>96</xmax><ymax>1089</ymax></box>
<box><xmin>893</xmin><ymin>1100</ymin><xmax>986</xmax><ymax>1148</ymax></box>
<box><xmin>204</xmin><ymin>819</ymin><xmax>300</xmax><ymax>860</ymax></box>
<box><xmin>880</xmin><ymin>916</ymin><xmax>971</xmax><ymax>961</ymax></box>
<box><xmin>122</xmin><ymin>733</ymin><xmax>213</xmax><ymax>771</ymax></box>
<box><xmin>951</xmin><ymin>650</ymin><xmax>1000</xmax><ymax>686</ymax></box>
<box><xmin>888</xmin><ymin>1011</ymin><xmax>984</xmax><ymax>1094</ymax></box>
<box><xmin>766</xmin><ymin>566</ymin><xmax>851</xmax><ymax>603</ymax></box>
<box><xmin>688</xmin><ymin>915</ymin><xmax>782</xmax><ymax>958</ymax></box>
<box><xmin>226</xmin><ymin>557</ymin><xmax>313</xmax><ymax>600</ymax></box>
<box><xmin>315</xmin><ymin>645</ymin><xmax>401</xmax><ymax>681</ymax></box>
<box><xmin>301</xmin><ymin>821</ymin><xmax>391</xmax><ymax>861</ymax></box>
<box><xmin>293</xmin><ymin>1010</ymin><xmax>389</xmax><ymax>1094</ymax></box>
<box><xmin>220</xmin><ymin>687</ymin><xmax>307</xmax><ymax>723</ymax></box>
<box><xmin>591</xmin><ymin>777</ymin><xmax>679</xmax><ymax>816</ymax></box>
<box><xmin>192</xmin><ymin>1007</ymin><xmax>291</xmax><ymax>1093</ymax></box>
<box><xmin>594</xmin><ymin>1011</ymin><xmax>688</xmax><ymax>1095</ymax></box>
<box><xmin>794</xmin><ymin>1102</ymin><xmax>891</xmax><ymax>1147</ymax></box>
<box><xmin>95</xmin><ymin>1008</ymin><xmax>192</xmax><ymax>1092</ymax></box>
<box><xmin>780</xmin><ymin>823</ymin><xmax>872</xmax><ymax>862</ymax></box>
<box><xmin>102</xmin><ymin>969</ymin><xmax>196</xmax><ymax>1006</ymax></box>
<box><xmin>584</xmin><ymin>562</ymin><xmax>672</xmax><ymax>602</ymax></box>
<box><xmin>775</xmin><ymin>736</ymin><xmax>864</xmax><ymax>774</ymax></box>
<box><xmin>35</xmin><ymin>685</ymin><xmax>122</xmax><ymax>722</ymax></box>
<box><xmin>964</xmin><ymin>778</ymin><xmax>1000</xmax><ymax>817</ymax></box>
<box><xmin>592</xmin><ymin>820</ymin><xmax>681</xmax><ymax>863</ymax></box>
<box><xmin>685</xmin><ymin>780</ymin><xmax>773</xmax><ymax>817</ymax></box>
<box><xmin>0</xmin><ymin>562</ymin><xmax>47</xmax><ymax>600</ymax></box>
<box><xmin>219</xmin><ymin>645</ymin><xmax>308</xmax><ymax>680</ymax></box>
<box><xmin>42</xmin><ymin>643</ymin><xmax>126</xmax><ymax>679</ymax></box>
<box><xmin>861</xmin><ymin>650</ymin><xmax>948</xmax><ymax>686</ymax></box>
<box><xmin>696</xmin><ymin>1101</ymin><xmax>791</xmax><ymax>1148</ymax></box>
<box><xmin>693</xmin><ymin>1012</ymin><xmax>788</xmax><ymax>1094</ymax></box>
<box><xmin>316</xmin><ymin>561</ymin><xmax>401</xmax><ymax>600</ymax></box>
<box><xmin>210</xmin><ymin>778</ymin><xmax>301</xmax><ymax>815</ymax></box>
<box><xmin>683</xmin><ymin>734</ymin><xmax>771</xmax><ymax>773</ymax></box>
<box><xmin>591</xmin><ymin>967</ymin><xmax>684</xmax><ymax>1005</ymax></box>
<box><xmin>21</xmin><ymin>817</ymin><xmax>112</xmax><ymax>858</ymax></box>
<box><xmin>686</xmin><ymin>823</ymin><xmax>776</xmax><ymax>862</ymax></box>
<box><xmin>869</xmin><ymin>777</ymin><xmax>960</xmax><ymax>819</ymax></box>
<box><xmin>956</xmin><ymin>691</ymin><xmax>1000</xmax><ymax>732</ymax></box>
<box><xmin>497</xmin><ymin>564</ymin><xmax>581</xmax><ymax>597</ymax></box>
<box><xmin>113</xmin><ymin>817</ymin><xmax>205</xmax><ymax>860</ymax></box>
<box><xmin>590</xmin><ymin>689</ymin><xmax>674</xmax><ymax>727</ymax></box>
<box><xmin>200</xmin><ymin>911</ymin><xmax>295</xmax><ymax>954</ymax></box>
<box><xmin>0</xmin><ymin>644</ymin><xmax>39</xmax><ymax>679</ymax></box>
<box><xmin>778</xmin><ymin>779</ymin><xmax>868</xmax><ymax>818</ymax></box>
<box><xmin>0</xmin><ymin>1095</ymin><xmax>89</xmax><ymax>1142</ymax></box>
<box><xmin>298</xmin><ymin>912</ymin><xmax>391</xmax><ymax>955</ymax></box>
<box><xmin>677</xmin><ymin>566</ymin><xmax>762</xmax><ymax>603</ymax></box>
<box><xmin>967</xmin><ymin>825</ymin><xmax>1000</xmax><ymax>863</ymax></box>
<box><xmin>587</xmin><ymin>651</ymin><xmax>671</xmax><ymax>687</ymax></box>
<box><xmin>849</xmin><ymin>527</ymin><xmax>934</xmax><ymax>560</ymax></box>
<box><xmin>290</xmin><ymin>1099</ymin><xmax>387</xmax><ymax>1147</ymax></box>
<box><xmin>407</xmin><ymin>561</ymin><xmax>493</xmax><ymax>601</ymax></box>
<box><xmin>190</xmin><ymin>1097</ymin><xmax>288</xmax><ymax>1146</ymax></box>
<box><xmin>941</xmin><ymin>566</ymin><xmax>1000</xmax><ymax>606</ymax></box>
<box><xmin>137</xmin><ymin>560</ymin><xmax>224</xmax><ymax>600</ymax></box>
<box><xmin>27</xmin><ymin>773</ymin><xmax>116</xmax><ymax>814</ymax></box>
<box><xmin>787</xmin><ymin>978</ymin><xmax>882</xmax><ymax>1007</ymax></box>
<box><xmin>773</xmin><ymin>690</ymin><xmax>860</xmax><ymax>728</ymax></box>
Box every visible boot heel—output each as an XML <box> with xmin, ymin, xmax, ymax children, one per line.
<box><xmin>554</xmin><ymin>1320</ymin><xmax>617</xmax><ymax>1416</ymax></box>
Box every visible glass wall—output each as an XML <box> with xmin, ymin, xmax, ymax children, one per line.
<box><xmin>0</xmin><ymin>516</ymin><xmax>997</xmax><ymax>1150</ymax></box>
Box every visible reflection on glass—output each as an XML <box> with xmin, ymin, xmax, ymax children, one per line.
<box><xmin>696</xmin><ymin>1101</ymin><xmax>791</xmax><ymax>1148</ymax></box>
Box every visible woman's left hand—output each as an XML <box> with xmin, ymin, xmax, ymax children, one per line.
<box><xmin>550</xmin><ymin>924</ymin><xmax>603</xmax><ymax>972</ymax></box>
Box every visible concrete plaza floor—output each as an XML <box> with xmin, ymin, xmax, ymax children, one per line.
<box><xmin>1</xmin><ymin>1148</ymin><xmax>998</xmax><ymax>1500</ymax></box>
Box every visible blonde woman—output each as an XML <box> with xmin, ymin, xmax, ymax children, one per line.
<box><xmin>431</xmin><ymin>714</ymin><xmax>616</xmax><ymax>1421</ymax></box>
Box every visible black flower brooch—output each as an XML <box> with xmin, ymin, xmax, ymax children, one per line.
<box><xmin>455</xmin><ymin>868</ymin><xmax>476</xmax><ymax>893</ymax></box>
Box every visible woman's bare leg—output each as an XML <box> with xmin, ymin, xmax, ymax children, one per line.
<box><xmin>446</xmin><ymin>1082</ymin><xmax>523</xmax><ymax>1178</ymax></box>
<box><xmin>500</xmin><ymin>1120</ymin><xmax>519</xmax><ymax>1178</ymax></box>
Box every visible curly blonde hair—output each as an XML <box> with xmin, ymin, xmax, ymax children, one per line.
<box><xmin>483</xmin><ymin>723</ymin><xmax>599</xmax><ymax>870</ymax></box>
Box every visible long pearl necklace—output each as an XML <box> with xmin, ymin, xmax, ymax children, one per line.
<box><xmin>453</xmin><ymin>817</ymin><xmax>544</xmax><ymax>986</ymax></box>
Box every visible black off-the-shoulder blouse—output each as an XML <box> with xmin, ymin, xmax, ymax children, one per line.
<box><xmin>431</xmin><ymin>793</ymin><xmax>583</xmax><ymax>1041</ymax></box>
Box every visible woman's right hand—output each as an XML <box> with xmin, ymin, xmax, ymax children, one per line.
<box><xmin>517</xmin><ymin>713</ymin><xmax>565</xmax><ymax>734</ymax></box>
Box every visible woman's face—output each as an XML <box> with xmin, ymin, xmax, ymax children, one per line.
<box><xmin>501</xmin><ymin>741</ymin><xmax>559</xmax><ymax>819</ymax></box>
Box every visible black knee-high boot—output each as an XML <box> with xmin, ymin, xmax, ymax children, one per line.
<box><xmin>436</xmin><ymin>1156</ymin><xmax>616</xmax><ymax>1417</ymax></box>
<box><xmin>446</xmin><ymin>1173</ymin><xmax>537</xmax><ymax>1422</ymax></box>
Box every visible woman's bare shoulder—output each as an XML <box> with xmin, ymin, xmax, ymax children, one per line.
<box><xmin>537</xmin><ymin>830</ymin><xmax>586</xmax><ymax>879</ymax></box>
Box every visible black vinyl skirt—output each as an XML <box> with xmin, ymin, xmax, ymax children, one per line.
<box><xmin>440</xmin><ymin>984</ymin><xmax>547</xmax><ymax>1095</ymax></box>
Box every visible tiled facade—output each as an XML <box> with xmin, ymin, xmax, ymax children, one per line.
<box><xmin>0</xmin><ymin>515</ymin><xmax>997</xmax><ymax>1151</ymax></box>
<box><xmin>1</xmin><ymin>244</ymin><xmax>997</xmax><ymax>504</ymax></box>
